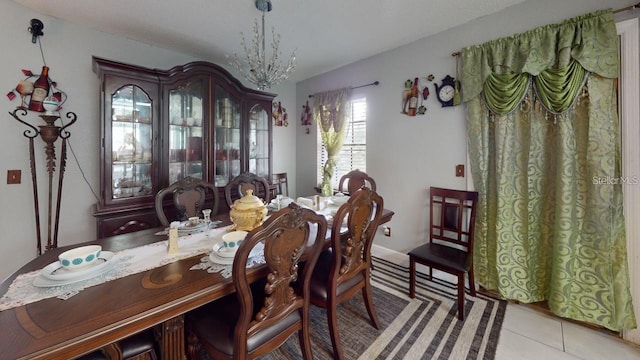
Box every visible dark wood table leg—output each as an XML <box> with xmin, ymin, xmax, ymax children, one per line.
<box><xmin>155</xmin><ymin>315</ymin><xmax>186</xmax><ymax>360</ymax></box>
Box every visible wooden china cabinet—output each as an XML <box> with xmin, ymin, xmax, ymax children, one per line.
<box><xmin>92</xmin><ymin>57</ymin><xmax>274</xmax><ymax>238</ymax></box>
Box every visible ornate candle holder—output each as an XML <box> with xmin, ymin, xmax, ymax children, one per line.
<box><xmin>9</xmin><ymin>108</ymin><xmax>77</xmax><ymax>255</ymax></box>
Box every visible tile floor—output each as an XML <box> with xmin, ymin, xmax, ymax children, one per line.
<box><xmin>372</xmin><ymin>246</ymin><xmax>640</xmax><ymax>360</ymax></box>
<box><xmin>496</xmin><ymin>302</ymin><xmax>640</xmax><ymax>359</ymax></box>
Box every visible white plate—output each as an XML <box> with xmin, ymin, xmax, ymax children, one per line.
<box><xmin>209</xmin><ymin>242</ymin><xmax>264</xmax><ymax>265</ymax></box>
<box><xmin>34</xmin><ymin>252</ymin><xmax>116</xmax><ymax>287</ymax></box>
<box><xmin>209</xmin><ymin>251</ymin><xmax>234</xmax><ymax>265</ymax></box>
<box><xmin>270</xmin><ymin>197</ymin><xmax>293</xmax><ymax>206</ymax></box>
<box><xmin>177</xmin><ymin>220</ymin><xmax>207</xmax><ymax>234</ymax></box>
<box><xmin>331</xmin><ymin>196</ymin><xmax>348</xmax><ymax>205</ymax></box>
<box><xmin>214</xmin><ymin>242</ymin><xmax>239</xmax><ymax>259</ymax></box>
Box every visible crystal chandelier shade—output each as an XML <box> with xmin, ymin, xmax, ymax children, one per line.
<box><xmin>228</xmin><ymin>0</ymin><xmax>296</xmax><ymax>90</ymax></box>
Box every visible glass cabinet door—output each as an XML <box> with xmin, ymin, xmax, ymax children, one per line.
<box><xmin>248</xmin><ymin>105</ymin><xmax>270</xmax><ymax>178</ymax></box>
<box><xmin>214</xmin><ymin>85</ymin><xmax>240</xmax><ymax>187</ymax></box>
<box><xmin>111</xmin><ymin>85</ymin><xmax>153</xmax><ymax>199</ymax></box>
<box><xmin>168</xmin><ymin>79</ymin><xmax>204</xmax><ymax>185</ymax></box>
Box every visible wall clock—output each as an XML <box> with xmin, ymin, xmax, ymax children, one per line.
<box><xmin>434</xmin><ymin>75</ymin><xmax>456</xmax><ymax>107</ymax></box>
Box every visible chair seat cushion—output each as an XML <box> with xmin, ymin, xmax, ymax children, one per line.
<box><xmin>187</xmin><ymin>285</ymin><xmax>301</xmax><ymax>356</ymax></box>
<box><xmin>309</xmin><ymin>249</ymin><xmax>365</xmax><ymax>301</ymax></box>
<box><xmin>408</xmin><ymin>243</ymin><xmax>470</xmax><ymax>273</ymax></box>
<box><xmin>77</xmin><ymin>350</ymin><xmax>107</xmax><ymax>360</ymax></box>
<box><xmin>77</xmin><ymin>330</ymin><xmax>157</xmax><ymax>360</ymax></box>
<box><xmin>121</xmin><ymin>329</ymin><xmax>157</xmax><ymax>358</ymax></box>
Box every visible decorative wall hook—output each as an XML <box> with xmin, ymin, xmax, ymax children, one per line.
<box><xmin>28</xmin><ymin>18</ymin><xmax>44</xmax><ymax>44</ymax></box>
<box><xmin>300</xmin><ymin>100</ymin><xmax>312</xmax><ymax>134</ymax></box>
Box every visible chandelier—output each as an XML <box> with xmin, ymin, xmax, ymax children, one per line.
<box><xmin>227</xmin><ymin>0</ymin><xmax>296</xmax><ymax>90</ymax></box>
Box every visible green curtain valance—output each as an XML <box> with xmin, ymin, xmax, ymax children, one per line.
<box><xmin>482</xmin><ymin>72</ymin><xmax>530</xmax><ymax>115</ymax></box>
<box><xmin>484</xmin><ymin>59</ymin><xmax>588</xmax><ymax>115</ymax></box>
<box><xmin>461</xmin><ymin>9</ymin><xmax>618</xmax><ymax>102</ymax></box>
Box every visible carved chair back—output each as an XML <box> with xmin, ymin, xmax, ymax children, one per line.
<box><xmin>154</xmin><ymin>176</ymin><xmax>219</xmax><ymax>226</ymax></box>
<box><xmin>338</xmin><ymin>169</ymin><xmax>376</xmax><ymax>195</ymax></box>
<box><xmin>225</xmin><ymin>172</ymin><xmax>272</xmax><ymax>207</ymax></box>
<box><xmin>329</xmin><ymin>186</ymin><xmax>383</xmax><ymax>288</ymax></box>
<box><xmin>232</xmin><ymin>203</ymin><xmax>328</xmax><ymax>357</ymax></box>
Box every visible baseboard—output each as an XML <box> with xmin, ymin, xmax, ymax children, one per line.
<box><xmin>371</xmin><ymin>244</ymin><xmax>409</xmax><ymax>266</ymax></box>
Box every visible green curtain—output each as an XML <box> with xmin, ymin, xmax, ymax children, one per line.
<box><xmin>462</xmin><ymin>9</ymin><xmax>636</xmax><ymax>331</ymax></box>
<box><xmin>313</xmin><ymin>88</ymin><xmax>352</xmax><ymax>196</ymax></box>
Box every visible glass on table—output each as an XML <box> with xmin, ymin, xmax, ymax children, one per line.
<box><xmin>202</xmin><ymin>208</ymin><xmax>222</xmax><ymax>231</ymax></box>
<box><xmin>202</xmin><ymin>209</ymin><xmax>212</xmax><ymax>234</ymax></box>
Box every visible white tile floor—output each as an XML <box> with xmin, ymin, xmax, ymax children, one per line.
<box><xmin>371</xmin><ymin>245</ymin><xmax>640</xmax><ymax>360</ymax></box>
<box><xmin>496</xmin><ymin>303</ymin><xmax>640</xmax><ymax>360</ymax></box>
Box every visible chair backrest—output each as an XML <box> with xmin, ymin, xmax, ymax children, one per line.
<box><xmin>429</xmin><ymin>187</ymin><xmax>478</xmax><ymax>252</ymax></box>
<box><xmin>272</xmin><ymin>172</ymin><xmax>289</xmax><ymax>197</ymax></box>
<box><xmin>338</xmin><ymin>169</ymin><xmax>377</xmax><ymax>195</ymax></box>
<box><xmin>225</xmin><ymin>172</ymin><xmax>272</xmax><ymax>207</ymax></box>
<box><xmin>329</xmin><ymin>187</ymin><xmax>384</xmax><ymax>285</ymax></box>
<box><xmin>232</xmin><ymin>203</ymin><xmax>328</xmax><ymax>356</ymax></box>
<box><xmin>154</xmin><ymin>176</ymin><xmax>219</xmax><ymax>226</ymax></box>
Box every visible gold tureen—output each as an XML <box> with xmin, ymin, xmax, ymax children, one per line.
<box><xmin>229</xmin><ymin>189</ymin><xmax>268</xmax><ymax>231</ymax></box>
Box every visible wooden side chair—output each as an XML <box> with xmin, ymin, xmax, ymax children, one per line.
<box><xmin>77</xmin><ymin>329</ymin><xmax>158</xmax><ymax>360</ymax></box>
<box><xmin>272</xmin><ymin>172</ymin><xmax>289</xmax><ymax>197</ymax></box>
<box><xmin>308</xmin><ymin>187</ymin><xmax>384</xmax><ymax>360</ymax></box>
<box><xmin>224</xmin><ymin>172</ymin><xmax>272</xmax><ymax>206</ymax></box>
<box><xmin>408</xmin><ymin>187</ymin><xmax>478</xmax><ymax>321</ymax></box>
<box><xmin>154</xmin><ymin>176</ymin><xmax>219</xmax><ymax>226</ymax></box>
<box><xmin>338</xmin><ymin>169</ymin><xmax>376</xmax><ymax>195</ymax></box>
<box><xmin>186</xmin><ymin>203</ymin><xmax>328</xmax><ymax>360</ymax></box>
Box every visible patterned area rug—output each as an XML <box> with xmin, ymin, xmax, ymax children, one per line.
<box><xmin>201</xmin><ymin>256</ymin><xmax>506</xmax><ymax>360</ymax></box>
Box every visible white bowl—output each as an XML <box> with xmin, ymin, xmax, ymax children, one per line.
<box><xmin>222</xmin><ymin>231</ymin><xmax>248</xmax><ymax>250</ymax></box>
<box><xmin>331</xmin><ymin>194</ymin><xmax>349</xmax><ymax>205</ymax></box>
<box><xmin>59</xmin><ymin>245</ymin><xmax>102</xmax><ymax>272</ymax></box>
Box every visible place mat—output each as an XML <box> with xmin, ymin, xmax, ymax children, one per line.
<box><xmin>190</xmin><ymin>250</ymin><xmax>265</xmax><ymax>278</ymax></box>
<box><xmin>191</xmin><ymin>221</ymin><xmax>330</xmax><ymax>278</ymax></box>
<box><xmin>0</xmin><ymin>227</ymin><xmax>229</xmax><ymax>311</ymax></box>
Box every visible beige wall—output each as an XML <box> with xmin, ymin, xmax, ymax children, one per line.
<box><xmin>0</xmin><ymin>1</ymin><xmax>297</xmax><ymax>280</ymax></box>
<box><xmin>0</xmin><ymin>0</ymin><xmax>635</xmax><ymax>282</ymax></box>
<box><xmin>295</xmin><ymin>0</ymin><xmax>637</xmax><ymax>254</ymax></box>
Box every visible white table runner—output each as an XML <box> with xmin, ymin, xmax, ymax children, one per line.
<box><xmin>0</xmin><ymin>205</ymin><xmax>340</xmax><ymax>312</ymax></box>
<box><xmin>0</xmin><ymin>226</ymin><xmax>229</xmax><ymax>311</ymax></box>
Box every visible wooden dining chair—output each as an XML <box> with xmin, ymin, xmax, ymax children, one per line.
<box><xmin>186</xmin><ymin>203</ymin><xmax>328</xmax><ymax>360</ymax></box>
<box><xmin>224</xmin><ymin>172</ymin><xmax>272</xmax><ymax>207</ymax></box>
<box><xmin>408</xmin><ymin>187</ymin><xmax>478</xmax><ymax>321</ymax></box>
<box><xmin>77</xmin><ymin>329</ymin><xmax>158</xmax><ymax>360</ymax></box>
<box><xmin>154</xmin><ymin>176</ymin><xmax>219</xmax><ymax>226</ymax></box>
<box><xmin>338</xmin><ymin>169</ymin><xmax>376</xmax><ymax>195</ymax></box>
<box><xmin>272</xmin><ymin>172</ymin><xmax>289</xmax><ymax>197</ymax></box>
<box><xmin>308</xmin><ymin>187</ymin><xmax>384</xmax><ymax>360</ymax></box>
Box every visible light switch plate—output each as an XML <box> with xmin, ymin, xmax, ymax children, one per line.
<box><xmin>455</xmin><ymin>164</ymin><xmax>464</xmax><ymax>177</ymax></box>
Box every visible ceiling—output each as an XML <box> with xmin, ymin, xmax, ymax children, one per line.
<box><xmin>15</xmin><ymin>0</ymin><xmax>525</xmax><ymax>83</ymax></box>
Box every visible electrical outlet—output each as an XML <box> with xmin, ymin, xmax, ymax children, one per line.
<box><xmin>383</xmin><ymin>226</ymin><xmax>391</xmax><ymax>237</ymax></box>
<box><xmin>7</xmin><ymin>170</ymin><xmax>21</xmax><ymax>184</ymax></box>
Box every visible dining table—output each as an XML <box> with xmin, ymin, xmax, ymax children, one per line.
<box><xmin>0</xmin><ymin>206</ymin><xmax>394</xmax><ymax>360</ymax></box>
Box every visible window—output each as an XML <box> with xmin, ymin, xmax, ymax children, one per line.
<box><xmin>317</xmin><ymin>97</ymin><xmax>366</xmax><ymax>188</ymax></box>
